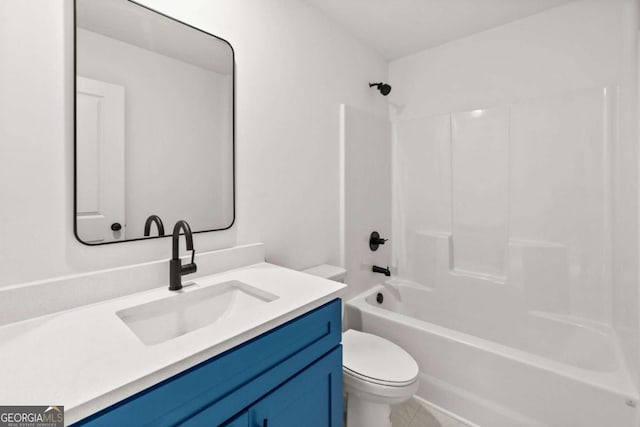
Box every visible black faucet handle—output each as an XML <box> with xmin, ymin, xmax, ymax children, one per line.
<box><xmin>181</xmin><ymin>244</ymin><xmax>197</xmax><ymax>276</ymax></box>
<box><xmin>181</xmin><ymin>262</ymin><xmax>197</xmax><ymax>276</ymax></box>
<box><xmin>369</xmin><ymin>231</ymin><xmax>388</xmax><ymax>251</ymax></box>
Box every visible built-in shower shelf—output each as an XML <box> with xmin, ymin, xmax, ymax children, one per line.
<box><xmin>450</xmin><ymin>268</ymin><xmax>506</xmax><ymax>284</ymax></box>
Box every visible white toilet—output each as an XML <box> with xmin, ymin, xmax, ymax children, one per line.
<box><xmin>303</xmin><ymin>265</ymin><xmax>419</xmax><ymax>427</ymax></box>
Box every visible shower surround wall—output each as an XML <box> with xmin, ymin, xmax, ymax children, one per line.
<box><xmin>395</xmin><ymin>89</ymin><xmax>610</xmax><ymax>314</ymax></box>
<box><xmin>389</xmin><ymin>0</ymin><xmax>639</xmax><ymax>410</ymax></box>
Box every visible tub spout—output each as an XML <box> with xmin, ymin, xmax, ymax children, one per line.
<box><xmin>372</xmin><ymin>265</ymin><xmax>391</xmax><ymax>277</ymax></box>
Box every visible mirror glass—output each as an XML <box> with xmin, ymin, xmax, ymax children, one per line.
<box><xmin>74</xmin><ymin>0</ymin><xmax>234</xmax><ymax>245</ymax></box>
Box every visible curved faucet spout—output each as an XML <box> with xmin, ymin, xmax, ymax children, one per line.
<box><xmin>172</xmin><ymin>220</ymin><xmax>194</xmax><ymax>257</ymax></box>
<box><xmin>169</xmin><ymin>220</ymin><xmax>197</xmax><ymax>291</ymax></box>
<box><xmin>144</xmin><ymin>215</ymin><xmax>165</xmax><ymax>237</ymax></box>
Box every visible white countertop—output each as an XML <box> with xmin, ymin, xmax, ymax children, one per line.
<box><xmin>0</xmin><ymin>262</ymin><xmax>346</xmax><ymax>424</ymax></box>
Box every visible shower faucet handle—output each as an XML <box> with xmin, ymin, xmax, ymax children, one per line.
<box><xmin>369</xmin><ymin>231</ymin><xmax>388</xmax><ymax>251</ymax></box>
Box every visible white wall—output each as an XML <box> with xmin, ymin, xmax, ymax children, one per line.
<box><xmin>77</xmin><ymin>29</ymin><xmax>233</xmax><ymax>237</ymax></box>
<box><xmin>389</xmin><ymin>0</ymin><xmax>639</xmax><ymax>384</ymax></box>
<box><xmin>0</xmin><ymin>0</ymin><xmax>388</xmax><ymax>289</ymax></box>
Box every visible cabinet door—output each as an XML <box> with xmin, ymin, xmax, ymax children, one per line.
<box><xmin>221</xmin><ymin>412</ymin><xmax>248</xmax><ymax>427</ymax></box>
<box><xmin>249</xmin><ymin>347</ymin><xmax>342</xmax><ymax>427</ymax></box>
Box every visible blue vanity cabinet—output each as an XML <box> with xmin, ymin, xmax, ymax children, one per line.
<box><xmin>219</xmin><ymin>412</ymin><xmax>248</xmax><ymax>427</ymax></box>
<box><xmin>72</xmin><ymin>299</ymin><xmax>342</xmax><ymax>427</ymax></box>
<box><xmin>248</xmin><ymin>347</ymin><xmax>342</xmax><ymax>427</ymax></box>
<box><xmin>190</xmin><ymin>346</ymin><xmax>342</xmax><ymax>427</ymax></box>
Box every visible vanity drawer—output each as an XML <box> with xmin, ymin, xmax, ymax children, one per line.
<box><xmin>73</xmin><ymin>299</ymin><xmax>341</xmax><ymax>427</ymax></box>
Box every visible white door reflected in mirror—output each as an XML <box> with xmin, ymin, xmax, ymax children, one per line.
<box><xmin>76</xmin><ymin>76</ymin><xmax>125</xmax><ymax>243</ymax></box>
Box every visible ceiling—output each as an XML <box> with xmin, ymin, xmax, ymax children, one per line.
<box><xmin>301</xmin><ymin>0</ymin><xmax>575</xmax><ymax>60</ymax></box>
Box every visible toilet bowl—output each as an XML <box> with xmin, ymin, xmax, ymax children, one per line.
<box><xmin>343</xmin><ymin>329</ymin><xmax>419</xmax><ymax>427</ymax></box>
<box><xmin>302</xmin><ymin>265</ymin><xmax>419</xmax><ymax>427</ymax></box>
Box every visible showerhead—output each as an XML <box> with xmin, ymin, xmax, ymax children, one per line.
<box><xmin>369</xmin><ymin>82</ymin><xmax>392</xmax><ymax>96</ymax></box>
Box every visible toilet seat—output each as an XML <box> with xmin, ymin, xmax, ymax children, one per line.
<box><xmin>343</xmin><ymin>366</ymin><xmax>416</xmax><ymax>387</ymax></box>
<box><xmin>343</xmin><ymin>368</ymin><xmax>419</xmax><ymax>404</ymax></box>
<box><xmin>342</xmin><ymin>329</ymin><xmax>419</xmax><ymax>387</ymax></box>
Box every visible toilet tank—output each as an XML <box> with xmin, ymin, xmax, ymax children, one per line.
<box><xmin>302</xmin><ymin>264</ymin><xmax>347</xmax><ymax>283</ymax></box>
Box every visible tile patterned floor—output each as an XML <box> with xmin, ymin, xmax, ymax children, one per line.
<box><xmin>390</xmin><ymin>397</ymin><xmax>470</xmax><ymax>427</ymax></box>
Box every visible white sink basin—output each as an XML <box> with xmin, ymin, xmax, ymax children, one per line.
<box><xmin>117</xmin><ymin>280</ymin><xmax>279</xmax><ymax>345</ymax></box>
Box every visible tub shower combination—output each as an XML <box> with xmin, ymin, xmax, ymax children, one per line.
<box><xmin>346</xmin><ymin>85</ymin><xmax>639</xmax><ymax>426</ymax></box>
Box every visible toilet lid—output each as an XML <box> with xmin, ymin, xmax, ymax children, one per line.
<box><xmin>343</xmin><ymin>329</ymin><xmax>419</xmax><ymax>386</ymax></box>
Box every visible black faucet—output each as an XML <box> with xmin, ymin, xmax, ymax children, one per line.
<box><xmin>169</xmin><ymin>220</ymin><xmax>197</xmax><ymax>291</ymax></box>
<box><xmin>144</xmin><ymin>215</ymin><xmax>165</xmax><ymax>237</ymax></box>
<box><xmin>369</xmin><ymin>231</ymin><xmax>388</xmax><ymax>251</ymax></box>
<box><xmin>372</xmin><ymin>265</ymin><xmax>391</xmax><ymax>277</ymax></box>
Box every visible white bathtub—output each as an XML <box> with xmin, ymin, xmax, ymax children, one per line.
<box><xmin>345</xmin><ymin>281</ymin><xmax>639</xmax><ymax>427</ymax></box>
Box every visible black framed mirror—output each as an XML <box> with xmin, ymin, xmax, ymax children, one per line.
<box><xmin>74</xmin><ymin>0</ymin><xmax>235</xmax><ymax>245</ymax></box>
